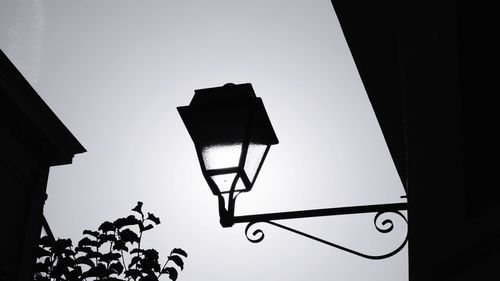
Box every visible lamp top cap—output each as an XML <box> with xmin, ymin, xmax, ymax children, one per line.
<box><xmin>190</xmin><ymin>83</ymin><xmax>256</xmax><ymax>107</ymax></box>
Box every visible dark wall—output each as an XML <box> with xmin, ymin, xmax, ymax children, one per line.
<box><xmin>330</xmin><ymin>1</ymin><xmax>499</xmax><ymax>280</ymax></box>
<box><xmin>0</xmin><ymin>83</ymin><xmax>51</xmax><ymax>281</ymax></box>
<box><xmin>0</xmin><ymin>50</ymin><xmax>85</xmax><ymax>281</ymax></box>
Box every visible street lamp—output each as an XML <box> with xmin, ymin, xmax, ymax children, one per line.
<box><xmin>178</xmin><ymin>83</ymin><xmax>408</xmax><ymax>259</ymax></box>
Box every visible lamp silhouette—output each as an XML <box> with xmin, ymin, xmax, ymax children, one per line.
<box><xmin>178</xmin><ymin>83</ymin><xmax>408</xmax><ymax>259</ymax></box>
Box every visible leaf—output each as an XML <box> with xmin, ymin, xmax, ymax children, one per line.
<box><xmin>49</xmin><ymin>262</ymin><xmax>66</xmax><ymax>278</ymax></box>
<box><xmin>34</xmin><ymin>275</ymin><xmax>50</xmax><ymax>281</ymax></box>
<box><xmin>139</xmin><ymin>223</ymin><xmax>154</xmax><ymax>232</ymax></box>
<box><xmin>36</xmin><ymin>246</ymin><xmax>52</xmax><ymax>258</ymax></box>
<box><xmin>56</xmin><ymin>238</ymin><xmax>73</xmax><ymax>247</ymax></box>
<box><xmin>168</xmin><ymin>255</ymin><xmax>184</xmax><ymax>270</ymax></box>
<box><xmin>99</xmin><ymin>233</ymin><xmax>117</xmax><ymax>242</ymax></box>
<box><xmin>58</xmin><ymin>256</ymin><xmax>76</xmax><ymax>269</ymax></box>
<box><xmin>99</xmin><ymin>221</ymin><xmax>115</xmax><ymax>233</ymax></box>
<box><xmin>119</xmin><ymin>229</ymin><xmax>140</xmax><ymax>244</ymax></box>
<box><xmin>143</xmin><ymin>249</ymin><xmax>159</xmax><ymax>261</ymax></box>
<box><xmin>33</xmin><ymin>275</ymin><xmax>50</xmax><ymax>281</ymax></box>
<box><xmin>132</xmin><ymin>201</ymin><xmax>144</xmax><ymax>216</ymax></box>
<box><xmin>139</xmin><ymin>259</ymin><xmax>160</xmax><ymax>273</ymax></box>
<box><xmin>52</xmin><ymin>238</ymin><xmax>73</xmax><ymax>255</ymax></box>
<box><xmin>162</xmin><ymin>267</ymin><xmax>178</xmax><ymax>281</ymax></box>
<box><xmin>171</xmin><ymin>248</ymin><xmax>188</xmax><ymax>258</ymax></box>
<box><xmin>154</xmin><ymin>262</ymin><xmax>161</xmax><ymax>273</ymax></box>
<box><xmin>124</xmin><ymin>269</ymin><xmax>142</xmax><ymax>279</ymax></box>
<box><xmin>81</xmin><ymin>264</ymin><xmax>108</xmax><ymax>279</ymax></box>
<box><xmin>67</xmin><ymin>266</ymin><xmax>83</xmax><ymax>280</ymax></box>
<box><xmin>147</xmin><ymin>213</ymin><xmax>161</xmax><ymax>225</ymax></box>
<box><xmin>113</xmin><ymin>240</ymin><xmax>128</xmax><ymax>252</ymax></box>
<box><xmin>98</xmin><ymin>233</ymin><xmax>117</xmax><ymax>247</ymax></box>
<box><xmin>109</xmin><ymin>261</ymin><xmax>124</xmax><ymax>275</ymax></box>
<box><xmin>83</xmin><ymin>230</ymin><xmax>100</xmax><ymax>238</ymax></box>
<box><xmin>102</xmin><ymin>278</ymin><xmax>127</xmax><ymax>281</ymax></box>
<box><xmin>75</xmin><ymin>246</ymin><xmax>93</xmax><ymax>254</ymax></box>
<box><xmin>114</xmin><ymin>215</ymin><xmax>140</xmax><ymax>229</ymax></box>
<box><xmin>130</xmin><ymin>248</ymin><xmax>144</xmax><ymax>255</ymax></box>
<box><xmin>139</xmin><ymin>249</ymin><xmax>160</xmax><ymax>272</ymax></box>
<box><xmin>78</xmin><ymin>237</ymin><xmax>98</xmax><ymax>248</ymax></box>
<box><xmin>33</xmin><ymin>262</ymin><xmax>50</xmax><ymax>273</ymax></box>
<box><xmin>86</xmin><ymin>251</ymin><xmax>103</xmax><ymax>259</ymax></box>
<box><xmin>39</xmin><ymin>236</ymin><xmax>54</xmax><ymax>248</ymax></box>
<box><xmin>141</xmin><ymin>273</ymin><xmax>159</xmax><ymax>281</ymax></box>
<box><xmin>129</xmin><ymin>255</ymin><xmax>142</xmax><ymax>268</ymax></box>
<box><xmin>74</xmin><ymin>256</ymin><xmax>95</xmax><ymax>268</ymax></box>
<box><xmin>101</xmin><ymin>252</ymin><xmax>121</xmax><ymax>264</ymax></box>
<box><xmin>63</xmin><ymin>248</ymin><xmax>76</xmax><ymax>257</ymax></box>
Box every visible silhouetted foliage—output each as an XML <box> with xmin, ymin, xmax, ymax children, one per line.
<box><xmin>33</xmin><ymin>202</ymin><xmax>187</xmax><ymax>281</ymax></box>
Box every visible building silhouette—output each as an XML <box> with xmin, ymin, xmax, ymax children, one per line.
<box><xmin>0</xmin><ymin>50</ymin><xmax>85</xmax><ymax>281</ymax></box>
<box><xmin>330</xmin><ymin>1</ymin><xmax>498</xmax><ymax>280</ymax></box>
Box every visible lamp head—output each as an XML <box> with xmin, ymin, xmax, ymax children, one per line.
<box><xmin>178</xmin><ymin>83</ymin><xmax>278</xmax><ymax>196</ymax></box>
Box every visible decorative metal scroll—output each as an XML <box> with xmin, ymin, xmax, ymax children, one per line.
<box><xmin>244</xmin><ymin>211</ymin><xmax>408</xmax><ymax>260</ymax></box>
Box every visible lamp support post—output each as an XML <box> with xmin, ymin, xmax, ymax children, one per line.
<box><xmin>218</xmin><ymin>195</ymin><xmax>409</xmax><ymax>260</ymax></box>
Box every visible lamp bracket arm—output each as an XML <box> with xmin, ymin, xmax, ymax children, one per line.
<box><xmin>232</xmin><ymin>202</ymin><xmax>407</xmax><ymax>223</ymax></box>
<box><xmin>240</xmin><ymin>204</ymin><xmax>408</xmax><ymax>260</ymax></box>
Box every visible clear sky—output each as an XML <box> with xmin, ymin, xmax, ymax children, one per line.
<box><xmin>1</xmin><ymin>1</ymin><xmax>408</xmax><ymax>280</ymax></box>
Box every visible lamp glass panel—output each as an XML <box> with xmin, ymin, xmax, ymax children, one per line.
<box><xmin>235</xmin><ymin>176</ymin><xmax>246</xmax><ymax>191</ymax></box>
<box><xmin>211</xmin><ymin>173</ymin><xmax>237</xmax><ymax>193</ymax></box>
<box><xmin>202</xmin><ymin>143</ymin><xmax>242</xmax><ymax>170</ymax></box>
<box><xmin>244</xmin><ymin>143</ymin><xmax>268</xmax><ymax>184</ymax></box>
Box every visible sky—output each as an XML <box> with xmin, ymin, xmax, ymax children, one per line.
<box><xmin>0</xmin><ymin>1</ymin><xmax>408</xmax><ymax>280</ymax></box>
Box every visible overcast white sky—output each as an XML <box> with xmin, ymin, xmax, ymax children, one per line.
<box><xmin>1</xmin><ymin>1</ymin><xmax>407</xmax><ymax>280</ymax></box>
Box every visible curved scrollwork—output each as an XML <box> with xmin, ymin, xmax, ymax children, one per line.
<box><xmin>242</xmin><ymin>211</ymin><xmax>408</xmax><ymax>260</ymax></box>
<box><xmin>244</xmin><ymin>221</ymin><xmax>267</xmax><ymax>243</ymax></box>
<box><xmin>374</xmin><ymin>210</ymin><xmax>407</xmax><ymax>233</ymax></box>
<box><xmin>370</xmin><ymin>210</ymin><xmax>408</xmax><ymax>259</ymax></box>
